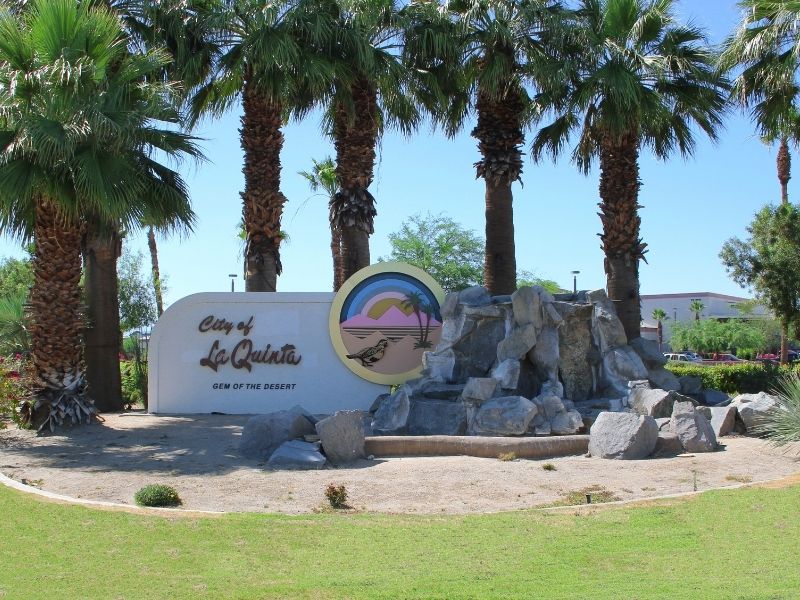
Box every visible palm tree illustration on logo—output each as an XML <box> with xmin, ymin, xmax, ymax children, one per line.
<box><xmin>402</xmin><ymin>292</ymin><xmax>434</xmax><ymax>349</ymax></box>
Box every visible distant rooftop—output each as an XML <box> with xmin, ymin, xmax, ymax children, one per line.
<box><xmin>640</xmin><ymin>292</ymin><xmax>751</xmax><ymax>302</ymax></box>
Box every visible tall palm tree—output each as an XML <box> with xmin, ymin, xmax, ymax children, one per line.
<box><xmin>651</xmin><ymin>307</ymin><xmax>667</xmax><ymax>352</ymax></box>
<box><xmin>309</xmin><ymin>0</ymin><xmax>421</xmax><ymax>281</ymax></box>
<box><xmin>0</xmin><ymin>0</ymin><xmax>201</xmax><ymax>428</ymax></box>
<box><xmin>191</xmin><ymin>0</ymin><xmax>331</xmax><ymax>292</ymax></box>
<box><xmin>689</xmin><ymin>300</ymin><xmax>705</xmax><ymax>322</ymax></box>
<box><xmin>532</xmin><ymin>0</ymin><xmax>727</xmax><ymax>340</ymax></box>
<box><xmin>297</xmin><ymin>156</ymin><xmax>344</xmax><ymax>290</ymax></box>
<box><xmin>407</xmin><ymin>0</ymin><xmax>567</xmax><ymax>295</ymax></box>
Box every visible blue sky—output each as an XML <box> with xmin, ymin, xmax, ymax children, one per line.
<box><xmin>0</xmin><ymin>1</ymin><xmax>781</xmax><ymax>307</ymax></box>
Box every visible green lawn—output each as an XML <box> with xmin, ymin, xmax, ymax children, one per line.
<box><xmin>1</xmin><ymin>483</ymin><xmax>799</xmax><ymax>599</ymax></box>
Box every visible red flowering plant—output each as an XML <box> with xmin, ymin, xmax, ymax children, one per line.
<box><xmin>0</xmin><ymin>353</ymin><xmax>33</xmax><ymax>428</ymax></box>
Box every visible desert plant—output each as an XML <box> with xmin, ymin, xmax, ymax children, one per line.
<box><xmin>134</xmin><ymin>484</ymin><xmax>182</xmax><ymax>507</ymax></box>
<box><xmin>542</xmin><ymin>463</ymin><xmax>556</xmax><ymax>471</ymax></box>
<box><xmin>121</xmin><ymin>360</ymin><xmax>148</xmax><ymax>410</ymax></box>
<box><xmin>755</xmin><ymin>373</ymin><xmax>800</xmax><ymax>445</ymax></box>
<box><xmin>498</xmin><ymin>452</ymin><xmax>517</xmax><ymax>462</ymax></box>
<box><xmin>324</xmin><ymin>483</ymin><xmax>349</xmax><ymax>509</ymax></box>
<box><xmin>0</xmin><ymin>354</ymin><xmax>32</xmax><ymax>428</ymax></box>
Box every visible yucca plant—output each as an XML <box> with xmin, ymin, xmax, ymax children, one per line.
<box><xmin>756</xmin><ymin>373</ymin><xmax>800</xmax><ymax>446</ymax></box>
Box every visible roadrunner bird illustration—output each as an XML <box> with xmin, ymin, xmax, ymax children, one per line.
<box><xmin>347</xmin><ymin>338</ymin><xmax>389</xmax><ymax>367</ymax></box>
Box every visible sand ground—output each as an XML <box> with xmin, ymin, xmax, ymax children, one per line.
<box><xmin>1</xmin><ymin>411</ymin><xmax>798</xmax><ymax>514</ymax></box>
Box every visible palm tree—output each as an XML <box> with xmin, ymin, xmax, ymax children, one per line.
<box><xmin>532</xmin><ymin>0</ymin><xmax>727</xmax><ymax>340</ymax></box>
<box><xmin>651</xmin><ymin>308</ymin><xmax>667</xmax><ymax>352</ymax></box>
<box><xmin>402</xmin><ymin>291</ymin><xmax>432</xmax><ymax>349</ymax></box>
<box><xmin>407</xmin><ymin>0</ymin><xmax>566</xmax><ymax>295</ymax></box>
<box><xmin>191</xmin><ymin>0</ymin><xmax>331</xmax><ymax>292</ymax></box>
<box><xmin>0</xmin><ymin>0</ymin><xmax>201</xmax><ymax>428</ymax></box>
<box><xmin>689</xmin><ymin>300</ymin><xmax>705</xmax><ymax>322</ymax></box>
<box><xmin>297</xmin><ymin>157</ymin><xmax>344</xmax><ymax>290</ymax></box>
<box><xmin>308</xmin><ymin>0</ymin><xmax>421</xmax><ymax>281</ymax></box>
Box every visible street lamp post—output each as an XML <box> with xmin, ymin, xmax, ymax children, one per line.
<box><xmin>229</xmin><ymin>274</ymin><xmax>237</xmax><ymax>292</ymax></box>
<box><xmin>673</xmin><ymin>308</ymin><xmax>677</xmax><ymax>322</ymax></box>
<box><xmin>571</xmin><ymin>270</ymin><xmax>580</xmax><ymax>295</ymax></box>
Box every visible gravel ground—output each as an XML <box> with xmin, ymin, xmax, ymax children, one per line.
<box><xmin>1</xmin><ymin>412</ymin><xmax>798</xmax><ymax>514</ymax></box>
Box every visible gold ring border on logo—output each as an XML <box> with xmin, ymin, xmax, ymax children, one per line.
<box><xmin>328</xmin><ymin>261</ymin><xmax>446</xmax><ymax>386</ymax></box>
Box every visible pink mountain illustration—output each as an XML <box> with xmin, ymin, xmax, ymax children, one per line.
<box><xmin>342</xmin><ymin>305</ymin><xmax>441</xmax><ymax>328</ymax></box>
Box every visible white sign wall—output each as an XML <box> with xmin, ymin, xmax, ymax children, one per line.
<box><xmin>148</xmin><ymin>292</ymin><xmax>387</xmax><ymax>414</ymax></box>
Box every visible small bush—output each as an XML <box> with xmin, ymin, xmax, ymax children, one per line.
<box><xmin>121</xmin><ymin>359</ymin><xmax>147</xmax><ymax>409</ymax></box>
<box><xmin>755</xmin><ymin>373</ymin><xmax>800</xmax><ymax>446</ymax></box>
<box><xmin>498</xmin><ymin>451</ymin><xmax>517</xmax><ymax>462</ymax></box>
<box><xmin>134</xmin><ymin>484</ymin><xmax>181</xmax><ymax>507</ymax></box>
<box><xmin>542</xmin><ymin>463</ymin><xmax>557</xmax><ymax>471</ymax></box>
<box><xmin>325</xmin><ymin>483</ymin><xmax>349</xmax><ymax>509</ymax></box>
<box><xmin>665</xmin><ymin>362</ymin><xmax>795</xmax><ymax>395</ymax></box>
<box><xmin>0</xmin><ymin>354</ymin><xmax>33</xmax><ymax>428</ymax></box>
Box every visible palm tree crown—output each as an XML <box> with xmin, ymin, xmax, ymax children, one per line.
<box><xmin>533</xmin><ymin>0</ymin><xmax>728</xmax><ymax>339</ymax></box>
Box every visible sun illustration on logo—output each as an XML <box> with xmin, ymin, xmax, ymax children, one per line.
<box><xmin>329</xmin><ymin>262</ymin><xmax>445</xmax><ymax>385</ymax></box>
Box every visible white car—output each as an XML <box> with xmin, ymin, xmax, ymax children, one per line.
<box><xmin>664</xmin><ymin>353</ymin><xmax>699</xmax><ymax>363</ymax></box>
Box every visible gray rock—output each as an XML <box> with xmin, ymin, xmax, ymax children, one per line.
<box><xmin>491</xmin><ymin>359</ymin><xmax>521</xmax><ymax>390</ymax></box>
<box><xmin>369</xmin><ymin>393</ymin><xmax>390</xmax><ymax>414</ymax></box>
<box><xmin>697</xmin><ymin>405</ymin><xmax>737</xmax><ymax>438</ymax></box>
<box><xmin>529</xmin><ymin>326</ymin><xmax>560</xmax><ymax>382</ymax></box>
<box><xmin>512</xmin><ymin>287</ymin><xmax>543</xmax><ymax>330</ymax></box>
<box><xmin>315</xmin><ymin>411</ymin><xmax>366</xmax><ymax>465</ymax></box>
<box><xmin>240</xmin><ymin>406</ymin><xmax>315</xmax><ymax>460</ymax></box>
<box><xmin>462</xmin><ymin>377</ymin><xmax>499</xmax><ymax>402</ymax></box>
<box><xmin>555</xmin><ymin>302</ymin><xmax>595</xmax><ymax>401</ymax></box>
<box><xmin>459</xmin><ymin>285</ymin><xmax>491</xmax><ymax>306</ymax></box>
<box><xmin>731</xmin><ymin>392</ymin><xmax>779</xmax><ymax>432</ymax></box>
<box><xmin>628</xmin><ymin>379</ymin><xmax>651</xmax><ymax>390</ymax></box>
<box><xmin>702</xmin><ymin>389</ymin><xmax>730</xmax><ymax>407</ymax></box>
<box><xmin>470</xmin><ymin>396</ymin><xmax>538</xmax><ymax>436</ymax></box>
<box><xmin>647</xmin><ymin>367</ymin><xmax>681</xmax><ymax>392</ymax></box>
<box><xmin>541</xmin><ymin>379</ymin><xmax>564</xmax><ymax>399</ymax></box>
<box><xmin>603</xmin><ymin>346</ymin><xmax>649</xmax><ymax>396</ymax></box>
<box><xmin>440</xmin><ymin>291</ymin><xmax>460</xmax><ymax>319</ymax></box>
<box><xmin>655</xmin><ymin>417</ymin><xmax>672</xmax><ymax>431</ymax></box>
<box><xmin>452</xmin><ymin>317</ymin><xmax>506</xmax><ymax>381</ymax></box>
<box><xmin>497</xmin><ymin>323</ymin><xmax>537</xmax><ymax>362</ymax></box>
<box><xmin>534</xmin><ymin>422</ymin><xmax>552</xmax><ymax>436</ymax></box>
<box><xmin>629</xmin><ymin>337</ymin><xmax>668</xmax><ymax>368</ymax></box>
<box><xmin>671</xmin><ymin>401</ymin><xmax>717</xmax><ymax>453</ymax></box>
<box><xmin>371</xmin><ymin>385</ymin><xmax>411</xmax><ymax>435</ymax></box>
<box><xmin>629</xmin><ymin>388</ymin><xmax>677</xmax><ymax>419</ymax></box>
<box><xmin>652</xmin><ymin>432</ymin><xmax>684</xmax><ymax>457</ymax></box>
<box><xmin>534</xmin><ymin>394</ymin><xmax>565</xmax><ymax>419</ymax></box>
<box><xmin>591</xmin><ymin>294</ymin><xmax>627</xmax><ymax>353</ymax></box>
<box><xmin>588</xmin><ymin>412</ymin><xmax>659</xmax><ymax>459</ymax></box>
<box><xmin>550</xmin><ymin>410</ymin><xmax>584</xmax><ymax>435</ymax></box>
<box><xmin>679</xmin><ymin>376</ymin><xmax>703</xmax><ymax>396</ymax></box>
<box><xmin>420</xmin><ymin>383</ymin><xmax>464</xmax><ymax>400</ymax></box>
<box><xmin>267</xmin><ymin>440</ymin><xmax>327</xmax><ymax>470</ymax></box>
<box><xmin>462</xmin><ymin>304</ymin><xmax>507</xmax><ymax>319</ymax></box>
<box><xmin>422</xmin><ymin>349</ymin><xmax>455</xmax><ymax>382</ymax></box>
<box><xmin>408</xmin><ymin>400</ymin><xmax>467</xmax><ymax>436</ymax></box>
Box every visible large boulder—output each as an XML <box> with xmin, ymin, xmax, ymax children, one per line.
<box><xmin>470</xmin><ymin>396</ymin><xmax>537</xmax><ymax>436</ymax></box>
<box><xmin>679</xmin><ymin>376</ymin><xmax>703</xmax><ymax>397</ymax></box>
<box><xmin>371</xmin><ymin>385</ymin><xmax>411</xmax><ymax>435</ymax></box>
<box><xmin>462</xmin><ymin>377</ymin><xmax>499</xmax><ymax>402</ymax></box>
<box><xmin>603</xmin><ymin>346</ymin><xmax>649</xmax><ymax>397</ymax></box>
<box><xmin>589</xmin><ymin>290</ymin><xmax>627</xmax><ymax>352</ymax></box>
<box><xmin>490</xmin><ymin>360</ymin><xmax>521</xmax><ymax>391</ymax></box>
<box><xmin>497</xmin><ymin>323</ymin><xmax>538</xmax><ymax>362</ymax></box>
<box><xmin>629</xmin><ymin>388</ymin><xmax>696</xmax><ymax>419</ymax></box>
<box><xmin>702</xmin><ymin>389</ymin><xmax>731</xmax><ymax>407</ymax></box>
<box><xmin>652</xmin><ymin>432</ymin><xmax>684</xmax><ymax>457</ymax></box>
<box><xmin>529</xmin><ymin>326</ymin><xmax>560</xmax><ymax>383</ymax></box>
<box><xmin>240</xmin><ymin>406</ymin><xmax>315</xmax><ymax>460</ymax></box>
<box><xmin>407</xmin><ymin>400</ymin><xmax>467</xmax><ymax>436</ymax></box>
<box><xmin>588</xmin><ymin>412</ymin><xmax>659</xmax><ymax>459</ymax></box>
<box><xmin>422</xmin><ymin>349</ymin><xmax>455</xmax><ymax>382</ymax></box>
<box><xmin>512</xmin><ymin>287</ymin><xmax>543</xmax><ymax>330</ymax></box>
<box><xmin>451</xmin><ymin>315</ymin><xmax>506</xmax><ymax>381</ymax></box>
<box><xmin>267</xmin><ymin>440</ymin><xmax>327</xmax><ymax>470</ymax></box>
<box><xmin>647</xmin><ymin>367</ymin><xmax>681</xmax><ymax>392</ymax></box>
<box><xmin>629</xmin><ymin>337</ymin><xmax>668</xmax><ymax>369</ymax></box>
<box><xmin>315</xmin><ymin>411</ymin><xmax>366</xmax><ymax>465</ymax></box>
<box><xmin>459</xmin><ymin>285</ymin><xmax>491</xmax><ymax>306</ymax></box>
<box><xmin>555</xmin><ymin>302</ymin><xmax>596</xmax><ymax>401</ymax></box>
<box><xmin>550</xmin><ymin>410</ymin><xmax>584</xmax><ymax>435</ymax></box>
<box><xmin>731</xmin><ymin>392</ymin><xmax>779</xmax><ymax>432</ymax></box>
<box><xmin>670</xmin><ymin>401</ymin><xmax>717</xmax><ymax>453</ymax></box>
<box><xmin>697</xmin><ymin>405</ymin><xmax>737</xmax><ymax>438</ymax></box>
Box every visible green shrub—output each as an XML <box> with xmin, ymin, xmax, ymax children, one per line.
<box><xmin>0</xmin><ymin>354</ymin><xmax>32</xmax><ymax>428</ymax></box>
<box><xmin>121</xmin><ymin>359</ymin><xmax>147</xmax><ymax>409</ymax></box>
<box><xmin>664</xmin><ymin>362</ymin><xmax>796</xmax><ymax>395</ymax></box>
<box><xmin>134</xmin><ymin>484</ymin><xmax>181</xmax><ymax>507</ymax></box>
<box><xmin>497</xmin><ymin>451</ymin><xmax>517</xmax><ymax>461</ymax></box>
<box><xmin>324</xmin><ymin>484</ymin><xmax>349</xmax><ymax>509</ymax></box>
<box><xmin>755</xmin><ymin>374</ymin><xmax>800</xmax><ymax>445</ymax></box>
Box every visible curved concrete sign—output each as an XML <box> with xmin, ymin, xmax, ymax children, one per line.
<box><xmin>148</xmin><ymin>292</ymin><xmax>388</xmax><ymax>414</ymax></box>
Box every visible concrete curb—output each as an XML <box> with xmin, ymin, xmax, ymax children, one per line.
<box><xmin>365</xmin><ymin>434</ymin><xmax>590</xmax><ymax>459</ymax></box>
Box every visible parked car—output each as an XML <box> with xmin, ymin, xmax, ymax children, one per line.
<box><xmin>708</xmin><ymin>353</ymin><xmax>742</xmax><ymax>363</ymax></box>
<box><xmin>664</xmin><ymin>353</ymin><xmax>697</xmax><ymax>362</ymax></box>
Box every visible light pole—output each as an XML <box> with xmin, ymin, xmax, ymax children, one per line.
<box><xmin>229</xmin><ymin>273</ymin><xmax>237</xmax><ymax>292</ymax></box>
<box><xmin>571</xmin><ymin>270</ymin><xmax>580</xmax><ymax>295</ymax></box>
<box><xmin>673</xmin><ymin>307</ymin><xmax>677</xmax><ymax>322</ymax></box>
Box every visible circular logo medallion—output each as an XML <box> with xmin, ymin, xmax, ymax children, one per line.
<box><xmin>329</xmin><ymin>262</ymin><xmax>445</xmax><ymax>385</ymax></box>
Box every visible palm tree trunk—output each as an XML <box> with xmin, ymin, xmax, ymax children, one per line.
<box><xmin>147</xmin><ymin>226</ymin><xmax>164</xmax><ymax>316</ymax></box>
<box><xmin>599</xmin><ymin>132</ymin><xmax>646</xmax><ymax>341</ymax></box>
<box><xmin>240</xmin><ymin>77</ymin><xmax>286</xmax><ymax>292</ymax></box>
<box><xmin>29</xmin><ymin>198</ymin><xmax>85</xmax><ymax>396</ymax></box>
<box><xmin>472</xmin><ymin>88</ymin><xmax>523</xmax><ymax>295</ymax></box>
<box><xmin>331</xmin><ymin>224</ymin><xmax>344</xmax><ymax>291</ymax></box>
<box><xmin>778</xmin><ymin>137</ymin><xmax>791</xmax><ymax>205</ymax></box>
<box><xmin>83</xmin><ymin>224</ymin><xmax>123</xmax><ymax>412</ymax></box>
<box><xmin>657</xmin><ymin>320</ymin><xmax>663</xmax><ymax>352</ymax></box>
<box><xmin>332</xmin><ymin>77</ymin><xmax>378</xmax><ymax>281</ymax></box>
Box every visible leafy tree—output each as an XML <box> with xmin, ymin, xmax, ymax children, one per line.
<box><xmin>670</xmin><ymin>319</ymin><xmax>767</xmax><ymax>356</ymax></box>
<box><xmin>118</xmin><ymin>250</ymin><xmax>159</xmax><ymax>333</ymax></box>
<box><xmin>0</xmin><ymin>252</ymin><xmax>33</xmax><ymax>299</ymax></box>
<box><xmin>689</xmin><ymin>300</ymin><xmax>705</xmax><ymax>321</ymax></box>
<box><xmin>721</xmin><ymin>203</ymin><xmax>800</xmax><ymax>363</ymax></box>
<box><xmin>382</xmin><ymin>213</ymin><xmax>483</xmax><ymax>292</ymax></box>
<box><xmin>533</xmin><ymin>0</ymin><xmax>728</xmax><ymax>340</ymax></box>
<box><xmin>516</xmin><ymin>271</ymin><xmax>568</xmax><ymax>295</ymax></box>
